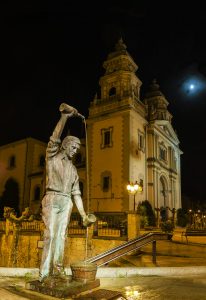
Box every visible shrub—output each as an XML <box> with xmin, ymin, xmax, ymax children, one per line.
<box><xmin>137</xmin><ymin>200</ymin><xmax>156</xmax><ymax>227</ymax></box>
<box><xmin>160</xmin><ymin>207</ymin><xmax>167</xmax><ymax>222</ymax></box>
<box><xmin>160</xmin><ymin>220</ymin><xmax>174</xmax><ymax>233</ymax></box>
<box><xmin>176</xmin><ymin>208</ymin><xmax>189</xmax><ymax>227</ymax></box>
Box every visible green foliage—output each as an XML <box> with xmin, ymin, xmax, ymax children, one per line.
<box><xmin>160</xmin><ymin>220</ymin><xmax>174</xmax><ymax>233</ymax></box>
<box><xmin>160</xmin><ymin>207</ymin><xmax>167</xmax><ymax>222</ymax></box>
<box><xmin>24</xmin><ymin>272</ymin><xmax>34</xmax><ymax>281</ymax></box>
<box><xmin>176</xmin><ymin>208</ymin><xmax>189</xmax><ymax>227</ymax></box>
<box><xmin>137</xmin><ymin>200</ymin><xmax>156</xmax><ymax>227</ymax></box>
<box><xmin>140</xmin><ymin>215</ymin><xmax>149</xmax><ymax>228</ymax></box>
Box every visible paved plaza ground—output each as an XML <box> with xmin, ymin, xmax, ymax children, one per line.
<box><xmin>0</xmin><ymin>240</ymin><xmax>206</xmax><ymax>299</ymax></box>
<box><xmin>0</xmin><ymin>274</ymin><xmax>206</xmax><ymax>300</ymax></box>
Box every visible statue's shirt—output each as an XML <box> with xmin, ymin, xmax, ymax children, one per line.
<box><xmin>45</xmin><ymin>137</ymin><xmax>81</xmax><ymax>197</ymax></box>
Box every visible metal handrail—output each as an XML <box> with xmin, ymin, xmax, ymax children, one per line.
<box><xmin>86</xmin><ymin>232</ymin><xmax>169</xmax><ymax>266</ymax></box>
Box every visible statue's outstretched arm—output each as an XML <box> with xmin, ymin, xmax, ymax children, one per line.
<box><xmin>50</xmin><ymin>112</ymin><xmax>69</xmax><ymax>142</ymax></box>
<box><xmin>50</xmin><ymin>103</ymin><xmax>80</xmax><ymax>141</ymax></box>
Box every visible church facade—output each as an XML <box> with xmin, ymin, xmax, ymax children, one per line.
<box><xmin>87</xmin><ymin>39</ymin><xmax>182</xmax><ymax>213</ymax></box>
<box><xmin>0</xmin><ymin>39</ymin><xmax>182</xmax><ymax>215</ymax></box>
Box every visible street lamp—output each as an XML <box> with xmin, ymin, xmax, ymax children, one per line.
<box><xmin>126</xmin><ymin>181</ymin><xmax>143</xmax><ymax>211</ymax></box>
<box><xmin>188</xmin><ymin>209</ymin><xmax>193</xmax><ymax>228</ymax></box>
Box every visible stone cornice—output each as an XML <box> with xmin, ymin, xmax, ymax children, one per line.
<box><xmin>147</xmin><ymin>157</ymin><xmax>178</xmax><ymax>175</ymax></box>
<box><xmin>88</xmin><ymin>98</ymin><xmax>146</xmax><ymax>119</ymax></box>
<box><xmin>103</xmin><ymin>53</ymin><xmax>138</xmax><ymax>74</ymax></box>
<box><xmin>147</xmin><ymin>121</ymin><xmax>181</xmax><ymax>151</ymax></box>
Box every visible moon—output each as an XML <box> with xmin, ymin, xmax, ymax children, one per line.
<box><xmin>181</xmin><ymin>75</ymin><xmax>206</xmax><ymax>97</ymax></box>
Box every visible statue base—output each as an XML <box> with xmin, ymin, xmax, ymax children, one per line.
<box><xmin>26</xmin><ymin>276</ymin><xmax>100</xmax><ymax>298</ymax></box>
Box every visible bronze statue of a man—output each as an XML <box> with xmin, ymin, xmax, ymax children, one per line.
<box><xmin>39</xmin><ymin>103</ymin><xmax>89</xmax><ymax>281</ymax></box>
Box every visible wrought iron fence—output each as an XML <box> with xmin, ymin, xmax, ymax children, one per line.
<box><xmin>93</xmin><ymin>212</ymin><xmax>127</xmax><ymax>238</ymax></box>
<box><xmin>0</xmin><ymin>212</ymin><xmax>128</xmax><ymax>238</ymax></box>
<box><xmin>21</xmin><ymin>221</ymin><xmax>44</xmax><ymax>232</ymax></box>
<box><xmin>67</xmin><ymin>213</ymin><xmax>86</xmax><ymax>235</ymax></box>
<box><xmin>187</xmin><ymin>210</ymin><xmax>206</xmax><ymax>230</ymax></box>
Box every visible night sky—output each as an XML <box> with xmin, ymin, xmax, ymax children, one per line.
<box><xmin>1</xmin><ymin>2</ymin><xmax>206</xmax><ymax>208</ymax></box>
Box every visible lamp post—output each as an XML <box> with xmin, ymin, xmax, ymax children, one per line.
<box><xmin>126</xmin><ymin>181</ymin><xmax>143</xmax><ymax>211</ymax></box>
<box><xmin>188</xmin><ymin>209</ymin><xmax>193</xmax><ymax>228</ymax></box>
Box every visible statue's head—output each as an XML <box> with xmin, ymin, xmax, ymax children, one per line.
<box><xmin>61</xmin><ymin>136</ymin><xmax>81</xmax><ymax>159</ymax></box>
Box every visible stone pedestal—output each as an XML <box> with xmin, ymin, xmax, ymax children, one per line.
<box><xmin>26</xmin><ymin>262</ymin><xmax>100</xmax><ymax>298</ymax></box>
<box><xmin>26</xmin><ymin>277</ymin><xmax>100</xmax><ymax>298</ymax></box>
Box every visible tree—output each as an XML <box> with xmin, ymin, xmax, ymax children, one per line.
<box><xmin>137</xmin><ymin>200</ymin><xmax>156</xmax><ymax>227</ymax></box>
<box><xmin>176</xmin><ymin>208</ymin><xmax>188</xmax><ymax>227</ymax></box>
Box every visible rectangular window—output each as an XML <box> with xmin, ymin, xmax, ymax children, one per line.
<box><xmin>103</xmin><ymin>176</ymin><xmax>110</xmax><ymax>191</ymax></box>
<box><xmin>171</xmin><ymin>148</ymin><xmax>177</xmax><ymax>170</ymax></box>
<box><xmin>8</xmin><ymin>155</ymin><xmax>16</xmax><ymax>169</ymax></box>
<box><xmin>101</xmin><ymin>127</ymin><xmax>113</xmax><ymax>148</ymax></box>
<box><xmin>138</xmin><ymin>130</ymin><xmax>145</xmax><ymax>152</ymax></box>
<box><xmin>104</xmin><ymin>131</ymin><xmax>111</xmax><ymax>146</ymax></box>
<box><xmin>159</xmin><ymin>145</ymin><xmax>167</xmax><ymax>161</ymax></box>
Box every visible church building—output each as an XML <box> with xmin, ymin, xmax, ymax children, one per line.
<box><xmin>87</xmin><ymin>38</ymin><xmax>182</xmax><ymax>213</ymax></box>
<box><xmin>0</xmin><ymin>39</ymin><xmax>182</xmax><ymax>215</ymax></box>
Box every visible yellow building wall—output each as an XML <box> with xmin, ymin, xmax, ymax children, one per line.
<box><xmin>128</xmin><ymin>111</ymin><xmax>147</xmax><ymax>210</ymax></box>
<box><xmin>32</xmin><ymin>143</ymin><xmax>46</xmax><ymax>173</ymax></box>
<box><xmin>0</xmin><ymin>142</ymin><xmax>27</xmax><ymax>208</ymax></box>
<box><xmin>89</xmin><ymin>115</ymin><xmax>124</xmax><ymax>212</ymax></box>
<box><xmin>29</xmin><ymin>177</ymin><xmax>43</xmax><ymax>215</ymax></box>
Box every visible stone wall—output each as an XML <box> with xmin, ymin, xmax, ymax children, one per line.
<box><xmin>0</xmin><ymin>232</ymin><xmax>41</xmax><ymax>267</ymax></box>
<box><xmin>0</xmin><ymin>232</ymin><xmax>124</xmax><ymax>268</ymax></box>
<box><xmin>0</xmin><ymin>212</ymin><xmax>140</xmax><ymax>268</ymax></box>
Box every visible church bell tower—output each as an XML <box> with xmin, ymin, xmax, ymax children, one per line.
<box><xmin>87</xmin><ymin>39</ymin><xmax>147</xmax><ymax>212</ymax></box>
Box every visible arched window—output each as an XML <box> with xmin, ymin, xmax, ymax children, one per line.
<box><xmin>0</xmin><ymin>178</ymin><xmax>19</xmax><ymax>216</ymax></box>
<box><xmin>109</xmin><ymin>87</ymin><xmax>116</xmax><ymax>96</ymax></box>
<box><xmin>159</xmin><ymin>143</ymin><xmax>167</xmax><ymax>161</ymax></box>
<box><xmin>34</xmin><ymin>186</ymin><xmax>41</xmax><ymax>201</ymax></box>
<box><xmin>159</xmin><ymin>176</ymin><xmax>168</xmax><ymax>208</ymax></box>
<box><xmin>39</xmin><ymin>155</ymin><xmax>45</xmax><ymax>167</ymax></box>
<box><xmin>8</xmin><ymin>155</ymin><xmax>16</xmax><ymax>168</ymax></box>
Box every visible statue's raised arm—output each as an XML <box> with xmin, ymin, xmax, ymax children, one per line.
<box><xmin>50</xmin><ymin>103</ymin><xmax>79</xmax><ymax>142</ymax></box>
